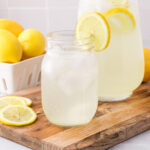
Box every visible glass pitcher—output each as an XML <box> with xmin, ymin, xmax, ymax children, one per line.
<box><xmin>78</xmin><ymin>0</ymin><xmax>144</xmax><ymax>101</ymax></box>
<box><xmin>41</xmin><ymin>31</ymin><xmax>98</xmax><ymax>127</ymax></box>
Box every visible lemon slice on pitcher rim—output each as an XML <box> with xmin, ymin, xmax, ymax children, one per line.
<box><xmin>0</xmin><ymin>96</ymin><xmax>32</xmax><ymax>107</ymax></box>
<box><xmin>0</xmin><ymin>105</ymin><xmax>37</xmax><ymax>126</ymax></box>
<box><xmin>76</xmin><ymin>12</ymin><xmax>111</xmax><ymax>52</ymax></box>
<box><xmin>104</xmin><ymin>8</ymin><xmax>136</xmax><ymax>33</ymax></box>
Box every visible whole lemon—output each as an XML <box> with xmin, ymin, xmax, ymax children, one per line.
<box><xmin>0</xmin><ymin>29</ymin><xmax>22</xmax><ymax>63</ymax></box>
<box><xmin>18</xmin><ymin>29</ymin><xmax>46</xmax><ymax>59</ymax></box>
<box><xmin>0</xmin><ymin>19</ymin><xmax>24</xmax><ymax>37</ymax></box>
<box><xmin>143</xmin><ymin>48</ymin><xmax>150</xmax><ymax>82</ymax></box>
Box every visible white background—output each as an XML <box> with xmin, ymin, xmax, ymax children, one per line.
<box><xmin>0</xmin><ymin>0</ymin><xmax>150</xmax><ymax>150</ymax></box>
<box><xmin>0</xmin><ymin>0</ymin><xmax>78</xmax><ymax>35</ymax></box>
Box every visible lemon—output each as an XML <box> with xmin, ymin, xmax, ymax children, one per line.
<box><xmin>0</xmin><ymin>19</ymin><xmax>24</xmax><ymax>37</ymax></box>
<box><xmin>76</xmin><ymin>12</ymin><xmax>110</xmax><ymax>52</ymax></box>
<box><xmin>0</xmin><ymin>96</ymin><xmax>32</xmax><ymax>107</ymax></box>
<box><xmin>104</xmin><ymin>8</ymin><xmax>136</xmax><ymax>33</ymax></box>
<box><xmin>0</xmin><ymin>97</ymin><xmax>26</xmax><ymax>111</ymax></box>
<box><xmin>0</xmin><ymin>105</ymin><xmax>37</xmax><ymax>126</ymax></box>
<box><xmin>143</xmin><ymin>48</ymin><xmax>150</xmax><ymax>82</ymax></box>
<box><xmin>107</xmin><ymin>0</ymin><xmax>128</xmax><ymax>6</ymax></box>
<box><xmin>18</xmin><ymin>29</ymin><xmax>46</xmax><ymax>59</ymax></box>
<box><xmin>0</xmin><ymin>29</ymin><xmax>22</xmax><ymax>63</ymax></box>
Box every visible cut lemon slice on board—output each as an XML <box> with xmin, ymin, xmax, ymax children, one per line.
<box><xmin>0</xmin><ymin>105</ymin><xmax>37</xmax><ymax>126</ymax></box>
<box><xmin>0</xmin><ymin>97</ymin><xmax>26</xmax><ymax>111</ymax></box>
<box><xmin>0</xmin><ymin>96</ymin><xmax>32</xmax><ymax>107</ymax></box>
<box><xmin>108</xmin><ymin>0</ymin><xmax>128</xmax><ymax>6</ymax></box>
<box><xmin>76</xmin><ymin>12</ymin><xmax>111</xmax><ymax>52</ymax></box>
<box><xmin>104</xmin><ymin>8</ymin><xmax>136</xmax><ymax>33</ymax></box>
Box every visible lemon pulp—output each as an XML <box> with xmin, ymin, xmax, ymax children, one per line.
<box><xmin>0</xmin><ymin>97</ymin><xmax>26</xmax><ymax>111</ymax></box>
<box><xmin>0</xmin><ymin>105</ymin><xmax>37</xmax><ymax>126</ymax></box>
<box><xmin>0</xmin><ymin>96</ymin><xmax>32</xmax><ymax>107</ymax></box>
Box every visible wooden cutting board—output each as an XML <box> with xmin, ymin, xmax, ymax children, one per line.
<box><xmin>0</xmin><ymin>83</ymin><xmax>150</xmax><ymax>150</ymax></box>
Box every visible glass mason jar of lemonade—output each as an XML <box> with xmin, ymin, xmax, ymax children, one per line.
<box><xmin>41</xmin><ymin>31</ymin><xmax>98</xmax><ymax>127</ymax></box>
<box><xmin>77</xmin><ymin>0</ymin><xmax>144</xmax><ymax>101</ymax></box>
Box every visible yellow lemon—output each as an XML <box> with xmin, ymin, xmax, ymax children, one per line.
<box><xmin>18</xmin><ymin>29</ymin><xmax>46</xmax><ymax>59</ymax></box>
<box><xmin>143</xmin><ymin>48</ymin><xmax>150</xmax><ymax>82</ymax></box>
<box><xmin>0</xmin><ymin>19</ymin><xmax>24</xmax><ymax>37</ymax></box>
<box><xmin>0</xmin><ymin>105</ymin><xmax>37</xmax><ymax>126</ymax></box>
<box><xmin>0</xmin><ymin>29</ymin><xmax>22</xmax><ymax>63</ymax></box>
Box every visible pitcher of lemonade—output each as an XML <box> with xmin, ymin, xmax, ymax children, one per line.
<box><xmin>76</xmin><ymin>0</ymin><xmax>144</xmax><ymax>101</ymax></box>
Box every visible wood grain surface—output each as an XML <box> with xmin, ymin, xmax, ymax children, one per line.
<box><xmin>0</xmin><ymin>83</ymin><xmax>150</xmax><ymax>150</ymax></box>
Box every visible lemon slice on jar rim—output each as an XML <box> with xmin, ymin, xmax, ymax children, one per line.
<box><xmin>76</xmin><ymin>12</ymin><xmax>111</xmax><ymax>52</ymax></box>
<box><xmin>104</xmin><ymin>8</ymin><xmax>136</xmax><ymax>33</ymax></box>
<box><xmin>0</xmin><ymin>105</ymin><xmax>37</xmax><ymax>126</ymax></box>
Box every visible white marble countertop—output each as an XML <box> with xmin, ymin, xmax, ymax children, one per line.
<box><xmin>0</xmin><ymin>130</ymin><xmax>150</xmax><ymax>150</ymax></box>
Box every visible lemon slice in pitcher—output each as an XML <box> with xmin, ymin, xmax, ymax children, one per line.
<box><xmin>104</xmin><ymin>8</ymin><xmax>136</xmax><ymax>33</ymax></box>
<box><xmin>0</xmin><ymin>105</ymin><xmax>37</xmax><ymax>126</ymax></box>
<box><xmin>108</xmin><ymin>0</ymin><xmax>128</xmax><ymax>6</ymax></box>
<box><xmin>76</xmin><ymin>12</ymin><xmax>110</xmax><ymax>52</ymax></box>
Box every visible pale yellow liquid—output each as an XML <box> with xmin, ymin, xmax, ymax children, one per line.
<box><xmin>97</xmin><ymin>27</ymin><xmax>144</xmax><ymax>100</ymax></box>
<box><xmin>78</xmin><ymin>1</ymin><xmax>144</xmax><ymax>101</ymax></box>
<box><xmin>42</xmin><ymin>52</ymin><xmax>98</xmax><ymax>126</ymax></box>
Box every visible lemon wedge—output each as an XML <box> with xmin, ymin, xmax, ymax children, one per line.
<box><xmin>0</xmin><ymin>105</ymin><xmax>37</xmax><ymax>126</ymax></box>
<box><xmin>104</xmin><ymin>8</ymin><xmax>136</xmax><ymax>33</ymax></box>
<box><xmin>76</xmin><ymin>12</ymin><xmax>110</xmax><ymax>52</ymax></box>
<box><xmin>0</xmin><ymin>96</ymin><xmax>32</xmax><ymax>107</ymax></box>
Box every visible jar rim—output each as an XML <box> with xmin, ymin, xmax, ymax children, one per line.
<box><xmin>47</xmin><ymin>30</ymin><xmax>91</xmax><ymax>41</ymax></box>
<box><xmin>47</xmin><ymin>30</ymin><xmax>94</xmax><ymax>52</ymax></box>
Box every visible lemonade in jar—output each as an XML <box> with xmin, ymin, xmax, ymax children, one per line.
<box><xmin>41</xmin><ymin>31</ymin><xmax>98</xmax><ymax>126</ymax></box>
<box><xmin>76</xmin><ymin>0</ymin><xmax>144</xmax><ymax>101</ymax></box>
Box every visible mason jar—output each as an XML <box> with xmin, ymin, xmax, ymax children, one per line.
<box><xmin>41</xmin><ymin>31</ymin><xmax>98</xmax><ymax>127</ymax></box>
